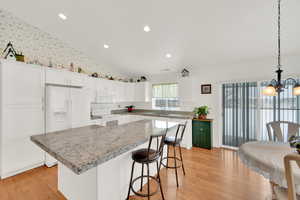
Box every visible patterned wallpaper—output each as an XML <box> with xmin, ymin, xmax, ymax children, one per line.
<box><xmin>0</xmin><ymin>9</ymin><xmax>125</xmax><ymax>79</ymax></box>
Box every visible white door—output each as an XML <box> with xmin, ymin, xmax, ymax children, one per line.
<box><xmin>0</xmin><ymin>61</ymin><xmax>45</xmax><ymax>178</ymax></box>
<box><xmin>45</xmin><ymin>86</ymin><xmax>72</xmax><ymax>167</ymax></box>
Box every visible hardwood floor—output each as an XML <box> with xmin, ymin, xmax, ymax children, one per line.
<box><xmin>0</xmin><ymin>148</ymin><xmax>271</xmax><ymax>200</ymax></box>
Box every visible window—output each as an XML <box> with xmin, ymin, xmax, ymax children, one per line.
<box><xmin>152</xmin><ymin>83</ymin><xmax>179</xmax><ymax>109</ymax></box>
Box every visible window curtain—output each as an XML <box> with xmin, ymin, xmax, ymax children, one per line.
<box><xmin>223</xmin><ymin>79</ymin><xmax>300</xmax><ymax>147</ymax></box>
<box><xmin>152</xmin><ymin>83</ymin><xmax>178</xmax><ymax>98</ymax></box>
<box><xmin>222</xmin><ymin>82</ymin><xmax>258</xmax><ymax>147</ymax></box>
<box><xmin>152</xmin><ymin>83</ymin><xmax>179</xmax><ymax>108</ymax></box>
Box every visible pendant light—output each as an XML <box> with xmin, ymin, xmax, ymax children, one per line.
<box><xmin>263</xmin><ymin>0</ymin><xmax>300</xmax><ymax>96</ymax></box>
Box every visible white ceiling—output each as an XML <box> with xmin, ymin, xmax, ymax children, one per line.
<box><xmin>2</xmin><ymin>0</ymin><xmax>300</xmax><ymax>76</ymax></box>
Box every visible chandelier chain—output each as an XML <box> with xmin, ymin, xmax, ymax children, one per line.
<box><xmin>278</xmin><ymin>0</ymin><xmax>281</xmax><ymax>68</ymax></box>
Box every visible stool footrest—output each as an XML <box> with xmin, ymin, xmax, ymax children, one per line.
<box><xmin>130</xmin><ymin>175</ymin><xmax>159</xmax><ymax>197</ymax></box>
<box><xmin>161</xmin><ymin>156</ymin><xmax>183</xmax><ymax>169</ymax></box>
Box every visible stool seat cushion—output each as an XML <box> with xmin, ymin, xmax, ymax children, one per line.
<box><xmin>164</xmin><ymin>136</ymin><xmax>182</xmax><ymax>145</ymax></box>
<box><xmin>132</xmin><ymin>148</ymin><xmax>158</xmax><ymax>163</ymax></box>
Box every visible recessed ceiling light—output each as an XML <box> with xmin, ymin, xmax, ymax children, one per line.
<box><xmin>103</xmin><ymin>44</ymin><xmax>109</xmax><ymax>49</ymax></box>
<box><xmin>165</xmin><ymin>53</ymin><xmax>172</xmax><ymax>58</ymax></box>
<box><xmin>143</xmin><ymin>25</ymin><xmax>151</xmax><ymax>32</ymax></box>
<box><xmin>58</xmin><ymin>13</ymin><xmax>67</xmax><ymax>20</ymax></box>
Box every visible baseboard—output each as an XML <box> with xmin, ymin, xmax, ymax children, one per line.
<box><xmin>221</xmin><ymin>145</ymin><xmax>238</xmax><ymax>151</ymax></box>
<box><xmin>0</xmin><ymin>162</ymin><xmax>44</xmax><ymax>179</ymax></box>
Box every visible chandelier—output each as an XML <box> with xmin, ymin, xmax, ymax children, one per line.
<box><xmin>262</xmin><ymin>0</ymin><xmax>300</xmax><ymax>96</ymax></box>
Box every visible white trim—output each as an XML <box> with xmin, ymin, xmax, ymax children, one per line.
<box><xmin>1</xmin><ymin>162</ymin><xmax>44</xmax><ymax>179</ymax></box>
<box><xmin>221</xmin><ymin>145</ymin><xmax>238</xmax><ymax>151</ymax></box>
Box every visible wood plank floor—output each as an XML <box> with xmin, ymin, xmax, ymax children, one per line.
<box><xmin>0</xmin><ymin>148</ymin><xmax>271</xmax><ymax>200</ymax></box>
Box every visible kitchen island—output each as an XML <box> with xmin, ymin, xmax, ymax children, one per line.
<box><xmin>31</xmin><ymin>119</ymin><xmax>179</xmax><ymax>200</ymax></box>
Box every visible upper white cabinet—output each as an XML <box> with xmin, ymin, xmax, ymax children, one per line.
<box><xmin>1</xmin><ymin>61</ymin><xmax>44</xmax><ymax>105</ymax></box>
<box><xmin>87</xmin><ymin>78</ymin><xmax>148</xmax><ymax>103</ymax></box>
<box><xmin>0</xmin><ymin>60</ymin><xmax>45</xmax><ymax>178</ymax></box>
<box><xmin>46</xmin><ymin>68</ymin><xmax>85</xmax><ymax>87</ymax></box>
<box><xmin>134</xmin><ymin>82</ymin><xmax>148</xmax><ymax>102</ymax></box>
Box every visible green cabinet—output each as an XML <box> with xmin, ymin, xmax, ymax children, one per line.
<box><xmin>192</xmin><ymin>119</ymin><xmax>212</xmax><ymax>149</ymax></box>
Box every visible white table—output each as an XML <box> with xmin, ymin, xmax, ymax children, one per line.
<box><xmin>238</xmin><ymin>141</ymin><xmax>300</xmax><ymax>192</ymax></box>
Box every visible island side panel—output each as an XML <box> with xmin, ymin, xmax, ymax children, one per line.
<box><xmin>58</xmin><ymin>162</ymin><xmax>98</xmax><ymax>200</ymax></box>
<box><xmin>97</xmin><ymin>139</ymin><xmax>167</xmax><ymax>200</ymax></box>
<box><xmin>57</xmin><ymin>140</ymin><xmax>165</xmax><ymax>200</ymax></box>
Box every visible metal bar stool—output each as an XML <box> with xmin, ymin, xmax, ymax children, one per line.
<box><xmin>159</xmin><ymin>122</ymin><xmax>187</xmax><ymax>188</ymax></box>
<box><xmin>126</xmin><ymin>129</ymin><xmax>168</xmax><ymax>200</ymax></box>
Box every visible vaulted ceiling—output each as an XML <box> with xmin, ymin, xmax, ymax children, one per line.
<box><xmin>2</xmin><ymin>0</ymin><xmax>300</xmax><ymax>76</ymax></box>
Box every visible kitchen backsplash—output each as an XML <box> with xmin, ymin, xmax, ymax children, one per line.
<box><xmin>0</xmin><ymin>9</ymin><xmax>124</xmax><ymax>78</ymax></box>
<box><xmin>91</xmin><ymin>102</ymin><xmax>134</xmax><ymax>116</ymax></box>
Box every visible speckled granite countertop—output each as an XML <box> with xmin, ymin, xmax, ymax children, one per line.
<box><xmin>31</xmin><ymin>120</ymin><xmax>174</xmax><ymax>175</ymax></box>
<box><xmin>112</xmin><ymin>109</ymin><xmax>194</xmax><ymax>119</ymax></box>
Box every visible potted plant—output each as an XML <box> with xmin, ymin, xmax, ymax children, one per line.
<box><xmin>125</xmin><ymin>105</ymin><xmax>135</xmax><ymax>112</ymax></box>
<box><xmin>193</xmin><ymin>106</ymin><xmax>209</xmax><ymax>120</ymax></box>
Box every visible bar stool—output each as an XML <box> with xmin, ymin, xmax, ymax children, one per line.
<box><xmin>160</xmin><ymin>122</ymin><xmax>187</xmax><ymax>188</ymax></box>
<box><xmin>126</xmin><ymin>130</ymin><xmax>167</xmax><ymax>200</ymax></box>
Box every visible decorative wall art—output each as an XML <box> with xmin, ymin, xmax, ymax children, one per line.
<box><xmin>201</xmin><ymin>84</ymin><xmax>212</xmax><ymax>94</ymax></box>
<box><xmin>181</xmin><ymin>68</ymin><xmax>190</xmax><ymax>77</ymax></box>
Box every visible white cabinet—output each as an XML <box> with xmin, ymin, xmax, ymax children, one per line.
<box><xmin>70</xmin><ymin>88</ymin><xmax>90</xmax><ymax>128</ymax></box>
<box><xmin>0</xmin><ymin>60</ymin><xmax>45</xmax><ymax>178</ymax></box>
<box><xmin>123</xmin><ymin>83</ymin><xmax>135</xmax><ymax>102</ymax></box>
<box><xmin>46</xmin><ymin>68</ymin><xmax>68</xmax><ymax>85</ymax></box>
<box><xmin>96</xmin><ymin>79</ymin><xmax>114</xmax><ymax>103</ymax></box>
<box><xmin>134</xmin><ymin>82</ymin><xmax>148</xmax><ymax>102</ymax></box>
<box><xmin>87</xmin><ymin>77</ymin><xmax>97</xmax><ymax>103</ymax></box>
<box><xmin>46</xmin><ymin>68</ymin><xmax>85</xmax><ymax>87</ymax></box>
<box><xmin>87</xmin><ymin>78</ymin><xmax>148</xmax><ymax>103</ymax></box>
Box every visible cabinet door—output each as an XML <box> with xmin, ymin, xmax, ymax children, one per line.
<box><xmin>134</xmin><ymin>83</ymin><xmax>145</xmax><ymax>102</ymax></box>
<box><xmin>68</xmin><ymin>72</ymin><xmax>86</xmax><ymax>87</ymax></box>
<box><xmin>96</xmin><ymin>79</ymin><xmax>113</xmax><ymax>103</ymax></box>
<box><xmin>87</xmin><ymin>77</ymin><xmax>97</xmax><ymax>103</ymax></box>
<box><xmin>1</xmin><ymin>62</ymin><xmax>44</xmax><ymax>177</ymax></box>
<box><xmin>192</xmin><ymin>121</ymin><xmax>211</xmax><ymax>149</ymax></box>
<box><xmin>2</xmin><ymin>62</ymin><xmax>44</xmax><ymax>105</ymax></box>
<box><xmin>124</xmin><ymin>83</ymin><xmax>135</xmax><ymax>102</ymax></box>
<box><xmin>192</xmin><ymin>121</ymin><xmax>200</xmax><ymax>147</ymax></box>
<box><xmin>70</xmin><ymin>88</ymin><xmax>90</xmax><ymax>128</ymax></box>
<box><xmin>115</xmin><ymin>82</ymin><xmax>125</xmax><ymax>102</ymax></box>
<box><xmin>2</xmin><ymin>105</ymin><xmax>44</xmax><ymax>177</ymax></box>
<box><xmin>46</xmin><ymin>68</ymin><xmax>68</xmax><ymax>85</ymax></box>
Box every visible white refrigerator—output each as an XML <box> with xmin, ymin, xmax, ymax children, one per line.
<box><xmin>45</xmin><ymin>85</ymin><xmax>90</xmax><ymax>167</ymax></box>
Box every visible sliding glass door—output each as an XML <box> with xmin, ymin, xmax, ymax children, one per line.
<box><xmin>222</xmin><ymin>82</ymin><xmax>258</xmax><ymax>147</ymax></box>
<box><xmin>222</xmin><ymin>80</ymin><xmax>300</xmax><ymax>147</ymax></box>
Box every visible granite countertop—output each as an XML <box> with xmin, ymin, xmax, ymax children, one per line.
<box><xmin>31</xmin><ymin>119</ymin><xmax>175</xmax><ymax>175</ymax></box>
<box><xmin>113</xmin><ymin>109</ymin><xmax>193</xmax><ymax>119</ymax></box>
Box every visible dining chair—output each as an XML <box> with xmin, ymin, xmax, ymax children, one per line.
<box><xmin>273</xmin><ymin>153</ymin><xmax>300</xmax><ymax>200</ymax></box>
<box><xmin>266</xmin><ymin>121</ymin><xmax>300</xmax><ymax>142</ymax></box>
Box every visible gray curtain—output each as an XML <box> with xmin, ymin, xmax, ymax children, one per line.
<box><xmin>222</xmin><ymin>82</ymin><xmax>258</xmax><ymax>147</ymax></box>
<box><xmin>222</xmin><ymin>80</ymin><xmax>300</xmax><ymax>147</ymax></box>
